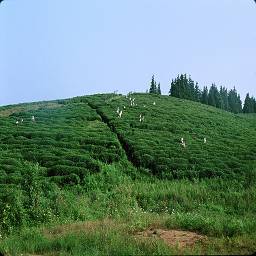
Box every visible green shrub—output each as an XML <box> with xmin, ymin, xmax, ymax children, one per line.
<box><xmin>0</xmin><ymin>187</ymin><xmax>25</xmax><ymax>234</ymax></box>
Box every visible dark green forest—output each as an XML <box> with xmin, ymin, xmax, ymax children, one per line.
<box><xmin>149</xmin><ymin>73</ymin><xmax>256</xmax><ymax>114</ymax></box>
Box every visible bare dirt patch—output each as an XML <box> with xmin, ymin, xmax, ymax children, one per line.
<box><xmin>135</xmin><ymin>228</ymin><xmax>206</xmax><ymax>249</ymax></box>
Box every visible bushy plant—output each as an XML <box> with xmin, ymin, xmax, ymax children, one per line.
<box><xmin>0</xmin><ymin>186</ymin><xmax>25</xmax><ymax>235</ymax></box>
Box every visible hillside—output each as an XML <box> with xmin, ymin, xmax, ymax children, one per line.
<box><xmin>1</xmin><ymin>93</ymin><xmax>255</xmax><ymax>181</ymax></box>
<box><xmin>0</xmin><ymin>101</ymin><xmax>122</xmax><ymax>186</ymax></box>
<box><xmin>0</xmin><ymin>93</ymin><xmax>255</xmax><ymax>255</ymax></box>
<box><xmin>86</xmin><ymin>93</ymin><xmax>256</xmax><ymax>179</ymax></box>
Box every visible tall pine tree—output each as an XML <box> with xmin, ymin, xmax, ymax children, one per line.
<box><xmin>228</xmin><ymin>87</ymin><xmax>242</xmax><ymax>114</ymax></box>
<box><xmin>188</xmin><ymin>76</ymin><xmax>195</xmax><ymax>100</ymax></box>
<box><xmin>219</xmin><ymin>86</ymin><xmax>229</xmax><ymax>110</ymax></box>
<box><xmin>157</xmin><ymin>83</ymin><xmax>161</xmax><ymax>95</ymax></box>
<box><xmin>243</xmin><ymin>93</ymin><xmax>255</xmax><ymax>113</ymax></box>
<box><xmin>201</xmin><ymin>86</ymin><xmax>208</xmax><ymax>105</ymax></box>
<box><xmin>208</xmin><ymin>84</ymin><xmax>221</xmax><ymax>108</ymax></box>
<box><xmin>169</xmin><ymin>79</ymin><xmax>176</xmax><ymax>96</ymax></box>
<box><xmin>149</xmin><ymin>75</ymin><xmax>157</xmax><ymax>94</ymax></box>
<box><xmin>194</xmin><ymin>82</ymin><xmax>201</xmax><ymax>102</ymax></box>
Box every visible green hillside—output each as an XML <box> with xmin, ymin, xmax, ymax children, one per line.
<box><xmin>0</xmin><ymin>102</ymin><xmax>122</xmax><ymax>185</ymax></box>
<box><xmin>0</xmin><ymin>93</ymin><xmax>255</xmax><ymax>255</ymax></box>
<box><xmin>86</xmin><ymin>93</ymin><xmax>256</xmax><ymax>179</ymax></box>
<box><xmin>1</xmin><ymin>93</ymin><xmax>255</xmax><ymax>182</ymax></box>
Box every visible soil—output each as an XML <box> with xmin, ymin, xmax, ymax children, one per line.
<box><xmin>135</xmin><ymin>228</ymin><xmax>206</xmax><ymax>249</ymax></box>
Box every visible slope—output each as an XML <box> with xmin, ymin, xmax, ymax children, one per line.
<box><xmin>0</xmin><ymin>100</ymin><xmax>124</xmax><ymax>182</ymax></box>
<box><xmin>86</xmin><ymin>93</ymin><xmax>256</xmax><ymax>179</ymax></box>
<box><xmin>0</xmin><ymin>94</ymin><xmax>256</xmax><ymax>255</ymax></box>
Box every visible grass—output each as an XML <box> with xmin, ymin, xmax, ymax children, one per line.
<box><xmin>0</xmin><ymin>222</ymin><xmax>174</xmax><ymax>256</ymax></box>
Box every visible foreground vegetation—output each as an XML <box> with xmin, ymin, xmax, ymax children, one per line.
<box><xmin>0</xmin><ymin>163</ymin><xmax>255</xmax><ymax>255</ymax></box>
<box><xmin>0</xmin><ymin>93</ymin><xmax>255</xmax><ymax>255</ymax></box>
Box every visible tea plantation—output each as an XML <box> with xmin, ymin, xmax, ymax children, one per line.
<box><xmin>0</xmin><ymin>101</ymin><xmax>123</xmax><ymax>187</ymax></box>
<box><xmin>86</xmin><ymin>93</ymin><xmax>256</xmax><ymax>179</ymax></box>
<box><xmin>0</xmin><ymin>94</ymin><xmax>255</xmax><ymax>255</ymax></box>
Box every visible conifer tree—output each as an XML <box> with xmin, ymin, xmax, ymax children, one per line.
<box><xmin>188</xmin><ymin>76</ymin><xmax>195</xmax><ymax>100</ymax></box>
<box><xmin>243</xmin><ymin>93</ymin><xmax>251</xmax><ymax>113</ymax></box>
<box><xmin>149</xmin><ymin>75</ymin><xmax>157</xmax><ymax>94</ymax></box>
<box><xmin>201</xmin><ymin>86</ymin><xmax>208</xmax><ymax>105</ymax></box>
<box><xmin>194</xmin><ymin>82</ymin><xmax>201</xmax><ymax>102</ymax></box>
<box><xmin>208</xmin><ymin>84</ymin><xmax>221</xmax><ymax>108</ymax></box>
<box><xmin>243</xmin><ymin>93</ymin><xmax>256</xmax><ymax>113</ymax></box>
<box><xmin>157</xmin><ymin>83</ymin><xmax>161</xmax><ymax>95</ymax></box>
<box><xmin>169</xmin><ymin>74</ymin><xmax>198</xmax><ymax>100</ymax></box>
<box><xmin>228</xmin><ymin>87</ymin><xmax>242</xmax><ymax>113</ymax></box>
<box><xmin>219</xmin><ymin>86</ymin><xmax>229</xmax><ymax>111</ymax></box>
<box><xmin>169</xmin><ymin>79</ymin><xmax>176</xmax><ymax>96</ymax></box>
<box><xmin>178</xmin><ymin>74</ymin><xmax>185</xmax><ymax>98</ymax></box>
<box><xmin>168</xmin><ymin>74</ymin><xmax>249</xmax><ymax>114</ymax></box>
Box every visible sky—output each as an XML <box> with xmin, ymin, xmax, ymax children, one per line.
<box><xmin>0</xmin><ymin>0</ymin><xmax>255</xmax><ymax>106</ymax></box>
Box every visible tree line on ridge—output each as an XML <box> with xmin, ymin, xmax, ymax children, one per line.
<box><xmin>148</xmin><ymin>74</ymin><xmax>256</xmax><ymax>114</ymax></box>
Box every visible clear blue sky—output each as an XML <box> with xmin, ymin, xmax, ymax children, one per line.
<box><xmin>0</xmin><ymin>0</ymin><xmax>255</xmax><ymax>106</ymax></box>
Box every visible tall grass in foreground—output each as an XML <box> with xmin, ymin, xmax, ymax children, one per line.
<box><xmin>0</xmin><ymin>225</ymin><xmax>174</xmax><ymax>256</ymax></box>
<box><xmin>0</xmin><ymin>163</ymin><xmax>255</xmax><ymax>255</ymax></box>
